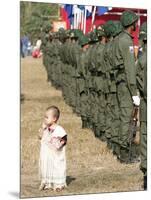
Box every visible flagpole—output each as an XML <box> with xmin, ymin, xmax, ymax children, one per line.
<box><xmin>91</xmin><ymin>6</ymin><xmax>96</xmax><ymax>31</ymax></box>
<box><xmin>81</xmin><ymin>10</ymin><xmax>84</xmax><ymax>31</ymax></box>
<box><xmin>84</xmin><ymin>7</ymin><xmax>87</xmax><ymax>34</ymax></box>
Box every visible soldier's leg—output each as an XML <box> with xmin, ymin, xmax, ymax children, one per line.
<box><xmin>75</xmin><ymin>79</ymin><xmax>81</xmax><ymax>115</ymax></box>
<box><xmin>140</xmin><ymin>121</ymin><xmax>147</xmax><ymax>190</ymax></box>
<box><xmin>91</xmin><ymin>91</ymin><xmax>97</xmax><ymax>133</ymax></box>
<box><xmin>117</xmin><ymin>82</ymin><xmax>133</xmax><ymax>162</ymax></box>
<box><xmin>80</xmin><ymin>92</ymin><xmax>87</xmax><ymax>128</ymax></box>
<box><xmin>96</xmin><ymin>92</ymin><xmax>106</xmax><ymax>140</ymax></box>
<box><xmin>105</xmin><ymin>93</ymin><xmax>112</xmax><ymax>148</ymax></box>
<box><xmin>110</xmin><ymin>93</ymin><xmax>120</xmax><ymax>156</ymax></box>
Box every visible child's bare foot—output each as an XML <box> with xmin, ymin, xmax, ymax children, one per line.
<box><xmin>55</xmin><ymin>186</ymin><xmax>65</xmax><ymax>192</ymax></box>
<box><xmin>39</xmin><ymin>183</ymin><xmax>45</xmax><ymax>191</ymax></box>
<box><xmin>44</xmin><ymin>184</ymin><xmax>53</xmax><ymax>191</ymax></box>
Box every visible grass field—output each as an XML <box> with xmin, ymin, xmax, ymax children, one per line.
<box><xmin>21</xmin><ymin>56</ymin><xmax>143</xmax><ymax>198</ymax></box>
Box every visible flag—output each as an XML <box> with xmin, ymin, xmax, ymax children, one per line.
<box><xmin>64</xmin><ymin>4</ymin><xmax>73</xmax><ymax>18</ymax></box>
<box><xmin>85</xmin><ymin>6</ymin><xmax>92</xmax><ymax>17</ymax></box>
<box><xmin>78</xmin><ymin>5</ymin><xmax>92</xmax><ymax>17</ymax></box>
<box><xmin>97</xmin><ymin>6</ymin><xmax>109</xmax><ymax>16</ymax></box>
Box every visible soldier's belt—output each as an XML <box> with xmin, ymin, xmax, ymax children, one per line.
<box><xmin>91</xmin><ymin>71</ymin><xmax>98</xmax><ymax>76</ymax></box>
<box><xmin>97</xmin><ymin>71</ymin><xmax>105</xmax><ymax>76</ymax></box>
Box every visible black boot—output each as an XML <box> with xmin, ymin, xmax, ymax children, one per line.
<box><xmin>144</xmin><ymin>175</ymin><xmax>147</xmax><ymax>190</ymax></box>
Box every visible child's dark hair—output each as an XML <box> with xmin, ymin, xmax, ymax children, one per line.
<box><xmin>46</xmin><ymin>106</ymin><xmax>60</xmax><ymax>121</ymax></box>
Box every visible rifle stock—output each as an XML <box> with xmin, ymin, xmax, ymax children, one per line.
<box><xmin>128</xmin><ymin>106</ymin><xmax>139</xmax><ymax>162</ymax></box>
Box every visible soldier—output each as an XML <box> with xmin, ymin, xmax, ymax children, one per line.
<box><xmin>111</xmin><ymin>21</ymin><xmax>123</xmax><ymax>157</ymax></box>
<box><xmin>43</xmin><ymin>32</ymin><xmax>54</xmax><ymax>83</ymax></box>
<box><xmin>51</xmin><ymin>32</ymin><xmax>62</xmax><ymax>89</ymax></box>
<box><xmin>136</xmin><ymin>22</ymin><xmax>147</xmax><ymax>190</ymax></box>
<box><xmin>70</xmin><ymin>30</ymin><xmax>83</xmax><ymax>113</ymax></box>
<box><xmin>113</xmin><ymin>10</ymin><xmax>139</xmax><ymax>163</ymax></box>
<box><xmin>93</xmin><ymin>25</ymin><xmax>106</xmax><ymax>139</ymax></box>
<box><xmin>87</xmin><ymin>31</ymin><xmax>99</xmax><ymax>130</ymax></box>
<box><xmin>77</xmin><ymin>35</ymin><xmax>90</xmax><ymax>128</ymax></box>
<box><xmin>59</xmin><ymin>28</ymin><xmax>71</xmax><ymax>104</ymax></box>
<box><xmin>102</xmin><ymin>20</ymin><xmax>117</xmax><ymax>147</ymax></box>
<box><xmin>41</xmin><ymin>23</ymin><xmax>53</xmax><ymax>81</ymax></box>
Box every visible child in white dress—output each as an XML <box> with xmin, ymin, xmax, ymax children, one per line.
<box><xmin>38</xmin><ymin>106</ymin><xmax>67</xmax><ymax>191</ymax></box>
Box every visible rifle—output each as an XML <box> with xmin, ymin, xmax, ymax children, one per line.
<box><xmin>128</xmin><ymin>106</ymin><xmax>139</xmax><ymax>162</ymax></box>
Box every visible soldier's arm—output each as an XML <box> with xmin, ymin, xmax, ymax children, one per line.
<box><xmin>119</xmin><ymin>39</ymin><xmax>137</xmax><ymax>96</ymax></box>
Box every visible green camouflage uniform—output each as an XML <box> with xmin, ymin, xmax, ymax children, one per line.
<box><xmin>136</xmin><ymin>22</ymin><xmax>147</xmax><ymax>189</ymax></box>
<box><xmin>113</xmin><ymin>10</ymin><xmax>139</xmax><ymax>162</ymax></box>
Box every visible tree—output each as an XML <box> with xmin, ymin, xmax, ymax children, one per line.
<box><xmin>20</xmin><ymin>1</ymin><xmax>59</xmax><ymax>42</ymax></box>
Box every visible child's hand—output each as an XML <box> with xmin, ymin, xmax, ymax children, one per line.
<box><xmin>60</xmin><ymin>140</ymin><xmax>65</xmax><ymax>145</ymax></box>
<box><xmin>38</xmin><ymin>128</ymin><xmax>43</xmax><ymax>140</ymax></box>
<box><xmin>42</xmin><ymin>122</ymin><xmax>47</xmax><ymax>130</ymax></box>
<box><xmin>38</xmin><ymin>133</ymin><xmax>42</xmax><ymax>140</ymax></box>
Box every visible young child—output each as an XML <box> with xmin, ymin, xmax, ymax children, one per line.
<box><xmin>38</xmin><ymin>106</ymin><xmax>67</xmax><ymax>191</ymax></box>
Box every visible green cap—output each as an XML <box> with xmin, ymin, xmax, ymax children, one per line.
<box><xmin>120</xmin><ymin>10</ymin><xmax>138</xmax><ymax>27</ymax></box>
<box><xmin>103</xmin><ymin>20</ymin><xmax>116</xmax><ymax>37</ymax></box>
<box><xmin>88</xmin><ymin>31</ymin><xmax>98</xmax><ymax>43</ymax></box>
<box><xmin>58</xmin><ymin>28</ymin><xmax>67</xmax><ymax>40</ymax></box>
<box><xmin>78</xmin><ymin>35</ymin><xmax>89</xmax><ymax>46</ymax></box>
<box><xmin>139</xmin><ymin>22</ymin><xmax>147</xmax><ymax>40</ymax></box>
<box><xmin>70</xmin><ymin>29</ymin><xmax>83</xmax><ymax>38</ymax></box>
<box><xmin>96</xmin><ymin>24</ymin><xmax>106</xmax><ymax>37</ymax></box>
<box><xmin>112</xmin><ymin>21</ymin><xmax>123</xmax><ymax>37</ymax></box>
<box><xmin>43</xmin><ymin>22</ymin><xmax>52</xmax><ymax>33</ymax></box>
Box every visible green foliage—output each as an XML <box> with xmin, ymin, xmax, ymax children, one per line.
<box><xmin>20</xmin><ymin>1</ymin><xmax>59</xmax><ymax>42</ymax></box>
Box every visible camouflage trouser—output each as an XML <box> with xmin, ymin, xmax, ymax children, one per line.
<box><xmin>110</xmin><ymin>93</ymin><xmax>120</xmax><ymax>143</ymax></box>
<box><xmin>140</xmin><ymin>121</ymin><xmax>147</xmax><ymax>176</ymax></box>
<box><xmin>110</xmin><ymin>93</ymin><xmax>120</xmax><ymax>155</ymax></box>
<box><xmin>80</xmin><ymin>91</ymin><xmax>88</xmax><ymax>119</ymax></box>
<box><xmin>75</xmin><ymin>78</ymin><xmax>82</xmax><ymax>114</ymax></box>
<box><xmin>105</xmin><ymin>93</ymin><xmax>112</xmax><ymax>140</ymax></box>
<box><xmin>88</xmin><ymin>90</ymin><xmax>96</xmax><ymax>128</ymax></box>
<box><xmin>43</xmin><ymin>54</ymin><xmax>51</xmax><ymax>81</ymax></box>
<box><xmin>116</xmin><ymin>82</ymin><xmax>140</xmax><ymax>161</ymax></box>
<box><xmin>57</xmin><ymin>61</ymin><xmax>62</xmax><ymax>87</ymax></box>
<box><xmin>61</xmin><ymin>64</ymin><xmax>68</xmax><ymax>102</ymax></box>
<box><xmin>117</xmin><ymin>82</ymin><xmax>133</xmax><ymax>148</ymax></box>
<box><xmin>70</xmin><ymin>76</ymin><xmax>77</xmax><ymax>108</ymax></box>
<box><xmin>96</xmin><ymin>92</ymin><xmax>106</xmax><ymax>138</ymax></box>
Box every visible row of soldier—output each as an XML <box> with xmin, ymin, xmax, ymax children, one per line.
<box><xmin>41</xmin><ymin>10</ymin><xmax>147</xmax><ymax>189</ymax></box>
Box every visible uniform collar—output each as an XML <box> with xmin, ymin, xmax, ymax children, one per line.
<box><xmin>123</xmin><ymin>30</ymin><xmax>134</xmax><ymax>39</ymax></box>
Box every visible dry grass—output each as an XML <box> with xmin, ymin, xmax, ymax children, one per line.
<box><xmin>21</xmin><ymin>56</ymin><xmax>143</xmax><ymax>198</ymax></box>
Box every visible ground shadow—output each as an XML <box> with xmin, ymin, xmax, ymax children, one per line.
<box><xmin>21</xmin><ymin>93</ymin><xmax>25</xmax><ymax>103</ymax></box>
<box><xmin>8</xmin><ymin>191</ymin><xmax>19</xmax><ymax>198</ymax></box>
<box><xmin>66</xmin><ymin>176</ymin><xmax>76</xmax><ymax>186</ymax></box>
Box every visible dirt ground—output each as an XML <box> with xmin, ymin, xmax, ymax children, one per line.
<box><xmin>21</xmin><ymin>56</ymin><xmax>143</xmax><ymax>198</ymax></box>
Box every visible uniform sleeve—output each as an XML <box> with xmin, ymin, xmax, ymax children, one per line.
<box><xmin>119</xmin><ymin>38</ymin><xmax>137</xmax><ymax>96</ymax></box>
<box><xmin>136</xmin><ymin>52</ymin><xmax>147</xmax><ymax>100</ymax></box>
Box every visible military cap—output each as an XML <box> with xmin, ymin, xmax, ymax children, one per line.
<box><xmin>78</xmin><ymin>35</ymin><xmax>89</xmax><ymax>47</ymax></box>
<box><xmin>43</xmin><ymin>22</ymin><xmax>53</xmax><ymax>33</ymax></box>
<box><xmin>120</xmin><ymin>10</ymin><xmax>138</xmax><ymax>27</ymax></box>
<box><xmin>112</xmin><ymin>21</ymin><xmax>123</xmax><ymax>37</ymax></box>
<box><xmin>96</xmin><ymin>24</ymin><xmax>106</xmax><ymax>37</ymax></box>
<box><xmin>70</xmin><ymin>29</ymin><xmax>83</xmax><ymax>38</ymax></box>
<box><xmin>88</xmin><ymin>31</ymin><xmax>99</xmax><ymax>43</ymax></box>
<box><xmin>58</xmin><ymin>28</ymin><xmax>67</xmax><ymax>40</ymax></box>
<box><xmin>139</xmin><ymin>22</ymin><xmax>147</xmax><ymax>40</ymax></box>
<box><xmin>65</xmin><ymin>29</ymin><xmax>71</xmax><ymax>38</ymax></box>
<box><xmin>103</xmin><ymin>20</ymin><xmax>116</xmax><ymax>37</ymax></box>
<box><xmin>58</xmin><ymin>27</ymin><xmax>65</xmax><ymax>33</ymax></box>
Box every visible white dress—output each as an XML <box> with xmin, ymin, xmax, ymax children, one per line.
<box><xmin>39</xmin><ymin>124</ymin><xmax>67</xmax><ymax>189</ymax></box>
